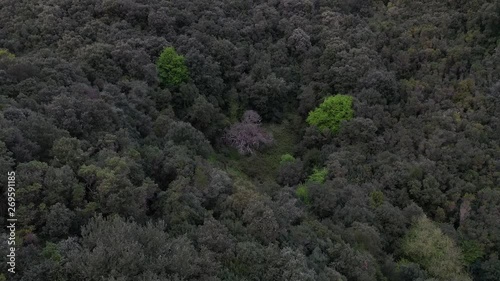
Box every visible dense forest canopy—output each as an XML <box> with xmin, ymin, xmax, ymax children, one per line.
<box><xmin>0</xmin><ymin>0</ymin><xmax>499</xmax><ymax>280</ymax></box>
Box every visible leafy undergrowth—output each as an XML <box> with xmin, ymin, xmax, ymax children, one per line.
<box><xmin>226</xmin><ymin>166</ymin><xmax>256</xmax><ymax>192</ymax></box>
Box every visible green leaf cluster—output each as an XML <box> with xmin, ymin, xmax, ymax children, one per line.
<box><xmin>295</xmin><ymin>167</ymin><xmax>328</xmax><ymax>203</ymax></box>
<box><xmin>296</xmin><ymin>184</ymin><xmax>310</xmax><ymax>204</ymax></box>
<box><xmin>460</xmin><ymin>240</ymin><xmax>484</xmax><ymax>265</ymax></box>
<box><xmin>307</xmin><ymin>167</ymin><xmax>328</xmax><ymax>183</ymax></box>
<box><xmin>306</xmin><ymin>95</ymin><xmax>354</xmax><ymax>133</ymax></box>
<box><xmin>280</xmin><ymin>153</ymin><xmax>295</xmax><ymax>165</ymax></box>
<box><xmin>156</xmin><ymin>47</ymin><xmax>189</xmax><ymax>87</ymax></box>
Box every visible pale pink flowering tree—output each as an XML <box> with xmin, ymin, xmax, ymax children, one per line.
<box><xmin>223</xmin><ymin>110</ymin><xmax>273</xmax><ymax>155</ymax></box>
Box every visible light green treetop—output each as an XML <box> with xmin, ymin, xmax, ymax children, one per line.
<box><xmin>156</xmin><ymin>47</ymin><xmax>189</xmax><ymax>87</ymax></box>
<box><xmin>306</xmin><ymin>95</ymin><xmax>354</xmax><ymax>133</ymax></box>
<box><xmin>280</xmin><ymin>153</ymin><xmax>295</xmax><ymax>165</ymax></box>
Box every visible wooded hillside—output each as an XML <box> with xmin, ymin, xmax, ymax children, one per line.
<box><xmin>0</xmin><ymin>0</ymin><xmax>499</xmax><ymax>280</ymax></box>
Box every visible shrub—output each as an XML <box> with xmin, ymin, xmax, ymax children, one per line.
<box><xmin>296</xmin><ymin>184</ymin><xmax>310</xmax><ymax>204</ymax></box>
<box><xmin>370</xmin><ymin>190</ymin><xmax>384</xmax><ymax>207</ymax></box>
<box><xmin>307</xmin><ymin>167</ymin><xmax>328</xmax><ymax>183</ymax></box>
<box><xmin>460</xmin><ymin>240</ymin><xmax>484</xmax><ymax>265</ymax></box>
<box><xmin>280</xmin><ymin>153</ymin><xmax>295</xmax><ymax>165</ymax></box>
<box><xmin>41</xmin><ymin>242</ymin><xmax>62</xmax><ymax>262</ymax></box>
<box><xmin>306</xmin><ymin>95</ymin><xmax>354</xmax><ymax>133</ymax></box>
<box><xmin>0</xmin><ymin>48</ymin><xmax>15</xmax><ymax>59</ymax></box>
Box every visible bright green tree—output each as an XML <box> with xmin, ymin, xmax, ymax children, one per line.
<box><xmin>306</xmin><ymin>95</ymin><xmax>354</xmax><ymax>133</ymax></box>
<box><xmin>156</xmin><ymin>47</ymin><xmax>189</xmax><ymax>87</ymax></box>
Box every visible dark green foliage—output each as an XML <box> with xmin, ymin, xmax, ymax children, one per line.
<box><xmin>242</xmin><ymin>200</ymin><xmax>280</xmax><ymax>244</ymax></box>
<box><xmin>1</xmin><ymin>0</ymin><xmax>499</xmax><ymax>280</ymax></box>
<box><xmin>460</xmin><ymin>188</ymin><xmax>500</xmax><ymax>254</ymax></box>
<box><xmin>277</xmin><ymin>159</ymin><xmax>304</xmax><ymax>186</ymax></box>
<box><xmin>156</xmin><ymin>47</ymin><xmax>189</xmax><ymax>87</ymax></box>
<box><xmin>280</xmin><ymin>153</ymin><xmax>295</xmax><ymax>165</ymax></box>
<box><xmin>474</xmin><ymin>254</ymin><xmax>500</xmax><ymax>281</ymax></box>
<box><xmin>165</xmin><ymin>121</ymin><xmax>214</xmax><ymax>157</ymax></box>
<box><xmin>296</xmin><ymin>184</ymin><xmax>310</xmax><ymax>204</ymax></box>
<box><xmin>41</xmin><ymin>243</ymin><xmax>62</xmax><ymax>262</ymax></box>
<box><xmin>0</xmin><ymin>48</ymin><xmax>14</xmax><ymax>59</ymax></box>
<box><xmin>64</xmin><ymin>215</ymin><xmax>219</xmax><ymax>280</ymax></box>
<box><xmin>461</xmin><ymin>240</ymin><xmax>484</xmax><ymax>265</ymax></box>
<box><xmin>51</xmin><ymin>137</ymin><xmax>86</xmax><ymax>170</ymax></box>
<box><xmin>42</xmin><ymin>203</ymin><xmax>74</xmax><ymax>239</ymax></box>
<box><xmin>77</xmin><ymin>155</ymin><xmax>158</xmax><ymax>221</ymax></box>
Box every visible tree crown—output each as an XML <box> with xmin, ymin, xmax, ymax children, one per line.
<box><xmin>156</xmin><ymin>47</ymin><xmax>189</xmax><ymax>87</ymax></box>
<box><xmin>306</xmin><ymin>95</ymin><xmax>354</xmax><ymax>133</ymax></box>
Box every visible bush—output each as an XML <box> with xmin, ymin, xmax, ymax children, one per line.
<box><xmin>280</xmin><ymin>153</ymin><xmax>295</xmax><ymax>165</ymax></box>
<box><xmin>307</xmin><ymin>167</ymin><xmax>328</xmax><ymax>183</ymax></box>
<box><xmin>306</xmin><ymin>95</ymin><xmax>354</xmax><ymax>133</ymax></box>
<box><xmin>296</xmin><ymin>184</ymin><xmax>310</xmax><ymax>204</ymax></box>
<box><xmin>276</xmin><ymin>160</ymin><xmax>304</xmax><ymax>186</ymax></box>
